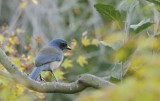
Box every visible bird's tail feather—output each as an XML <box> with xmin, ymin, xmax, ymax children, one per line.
<box><xmin>29</xmin><ymin>64</ymin><xmax>48</xmax><ymax>80</ymax></box>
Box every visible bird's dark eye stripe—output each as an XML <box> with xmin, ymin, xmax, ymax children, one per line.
<box><xmin>61</xmin><ymin>43</ymin><xmax>67</xmax><ymax>46</ymax></box>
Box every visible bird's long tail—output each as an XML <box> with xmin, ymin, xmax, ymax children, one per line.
<box><xmin>29</xmin><ymin>64</ymin><xmax>49</xmax><ymax>80</ymax></box>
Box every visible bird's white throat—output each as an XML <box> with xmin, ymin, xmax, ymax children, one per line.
<box><xmin>49</xmin><ymin>56</ymin><xmax>63</xmax><ymax>71</ymax></box>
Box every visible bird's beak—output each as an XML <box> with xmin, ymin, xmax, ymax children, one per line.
<box><xmin>66</xmin><ymin>46</ymin><xmax>71</xmax><ymax>50</ymax></box>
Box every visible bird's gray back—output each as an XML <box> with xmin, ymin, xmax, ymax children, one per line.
<box><xmin>35</xmin><ymin>46</ymin><xmax>63</xmax><ymax>67</ymax></box>
<box><xmin>39</xmin><ymin>46</ymin><xmax>62</xmax><ymax>55</ymax></box>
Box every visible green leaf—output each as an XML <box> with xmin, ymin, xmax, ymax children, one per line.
<box><xmin>116</xmin><ymin>40</ymin><xmax>136</xmax><ymax>62</ymax></box>
<box><xmin>147</xmin><ymin>0</ymin><xmax>160</xmax><ymax>5</ymax></box>
<box><xmin>61</xmin><ymin>58</ymin><xmax>73</xmax><ymax>68</ymax></box>
<box><xmin>111</xmin><ymin>62</ymin><xmax>122</xmax><ymax>80</ymax></box>
<box><xmin>146</xmin><ymin>0</ymin><xmax>160</xmax><ymax>12</ymax></box>
<box><xmin>147</xmin><ymin>0</ymin><xmax>160</xmax><ymax>12</ymax></box>
<box><xmin>94</xmin><ymin>4</ymin><xmax>121</xmax><ymax>21</ymax></box>
<box><xmin>130</xmin><ymin>19</ymin><xmax>153</xmax><ymax>33</ymax></box>
<box><xmin>111</xmin><ymin>62</ymin><xmax>129</xmax><ymax>80</ymax></box>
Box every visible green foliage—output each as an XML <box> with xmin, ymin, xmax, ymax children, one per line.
<box><xmin>76</xmin><ymin>0</ymin><xmax>160</xmax><ymax>101</ymax></box>
<box><xmin>110</xmin><ymin>62</ymin><xmax>122</xmax><ymax>80</ymax></box>
<box><xmin>94</xmin><ymin>4</ymin><xmax>121</xmax><ymax>21</ymax></box>
<box><xmin>147</xmin><ymin>0</ymin><xmax>160</xmax><ymax>5</ymax></box>
<box><xmin>130</xmin><ymin>19</ymin><xmax>153</xmax><ymax>33</ymax></box>
<box><xmin>0</xmin><ymin>0</ymin><xmax>159</xmax><ymax>101</ymax></box>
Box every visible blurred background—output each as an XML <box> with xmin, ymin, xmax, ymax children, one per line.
<box><xmin>0</xmin><ymin>0</ymin><xmax>160</xmax><ymax>101</ymax></box>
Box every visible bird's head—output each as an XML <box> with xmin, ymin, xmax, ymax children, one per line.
<box><xmin>47</xmin><ymin>38</ymin><xmax>71</xmax><ymax>51</ymax></box>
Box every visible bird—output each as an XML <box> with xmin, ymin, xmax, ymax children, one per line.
<box><xmin>29</xmin><ymin>38</ymin><xmax>71</xmax><ymax>81</ymax></box>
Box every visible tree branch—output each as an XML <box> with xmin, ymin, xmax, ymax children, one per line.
<box><xmin>0</xmin><ymin>69</ymin><xmax>12</xmax><ymax>79</ymax></box>
<box><xmin>0</xmin><ymin>48</ymin><xmax>115</xmax><ymax>93</ymax></box>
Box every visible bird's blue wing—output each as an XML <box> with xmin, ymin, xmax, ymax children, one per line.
<box><xmin>35</xmin><ymin>54</ymin><xmax>63</xmax><ymax>67</ymax></box>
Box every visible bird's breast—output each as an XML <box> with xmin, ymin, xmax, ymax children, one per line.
<box><xmin>49</xmin><ymin>56</ymin><xmax>63</xmax><ymax>71</ymax></box>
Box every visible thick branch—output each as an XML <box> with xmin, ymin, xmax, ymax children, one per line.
<box><xmin>0</xmin><ymin>69</ymin><xmax>12</xmax><ymax>79</ymax></box>
<box><xmin>0</xmin><ymin>48</ymin><xmax>115</xmax><ymax>93</ymax></box>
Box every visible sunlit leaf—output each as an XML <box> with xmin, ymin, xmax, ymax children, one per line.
<box><xmin>116</xmin><ymin>40</ymin><xmax>136</xmax><ymax>62</ymax></box>
<box><xmin>10</xmin><ymin>58</ymin><xmax>24</xmax><ymax>71</ymax></box>
<box><xmin>61</xmin><ymin>58</ymin><xmax>73</xmax><ymax>68</ymax></box>
<box><xmin>94</xmin><ymin>4</ymin><xmax>121</xmax><ymax>21</ymax></box>
<box><xmin>5</xmin><ymin>45</ymin><xmax>15</xmax><ymax>53</ymax></box>
<box><xmin>19</xmin><ymin>0</ymin><xmax>28</xmax><ymax>8</ymax></box>
<box><xmin>102</xmin><ymin>33</ymin><xmax>124</xmax><ymax>50</ymax></box>
<box><xmin>28</xmin><ymin>56</ymin><xmax>35</xmax><ymax>64</ymax></box>
<box><xmin>35</xmin><ymin>36</ymin><xmax>43</xmax><ymax>43</ymax></box>
<box><xmin>142</xmin><ymin>3</ymin><xmax>154</xmax><ymax>11</ymax></box>
<box><xmin>77</xmin><ymin>55</ymin><xmax>88</xmax><ymax>67</ymax></box>
<box><xmin>16</xmin><ymin>84</ymin><xmax>24</xmax><ymax>95</ymax></box>
<box><xmin>81</xmin><ymin>37</ymin><xmax>91</xmax><ymax>46</ymax></box>
<box><xmin>24</xmin><ymin>44</ymin><xmax>32</xmax><ymax>51</ymax></box>
<box><xmin>41</xmin><ymin>71</ymin><xmax>50</xmax><ymax>79</ymax></box>
<box><xmin>1</xmin><ymin>24</ymin><xmax>8</xmax><ymax>30</ymax></box>
<box><xmin>81</xmin><ymin>31</ymin><xmax>91</xmax><ymax>46</ymax></box>
<box><xmin>54</xmin><ymin>69</ymin><xmax>65</xmax><ymax>80</ymax></box>
<box><xmin>130</xmin><ymin>19</ymin><xmax>153</xmax><ymax>33</ymax></box>
<box><xmin>71</xmin><ymin>39</ymin><xmax>77</xmax><ymax>49</ymax></box>
<box><xmin>32</xmin><ymin>0</ymin><xmax>39</xmax><ymax>4</ymax></box>
<box><xmin>82</xmin><ymin>30</ymin><xmax>88</xmax><ymax>36</ymax></box>
<box><xmin>91</xmin><ymin>39</ymin><xmax>99</xmax><ymax>46</ymax></box>
<box><xmin>0</xmin><ymin>35</ymin><xmax>4</xmax><ymax>45</ymax></box>
<box><xmin>1</xmin><ymin>88</ymin><xmax>10</xmax><ymax>101</ymax></box>
<box><xmin>9</xmin><ymin>36</ymin><xmax>20</xmax><ymax>45</ymax></box>
<box><xmin>11</xmin><ymin>84</ymin><xmax>24</xmax><ymax>97</ymax></box>
<box><xmin>103</xmin><ymin>33</ymin><xmax>124</xmax><ymax>43</ymax></box>
<box><xmin>16</xmin><ymin>27</ymin><xmax>25</xmax><ymax>34</ymax></box>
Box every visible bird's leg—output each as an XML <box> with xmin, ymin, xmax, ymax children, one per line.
<box><xmin>50</xmin><ymin>70</ymin><xmax>57</xmax><ymax>82</ymax></box>
<box><xmin>39</xmin><ymin>74</ymin><xmax>46</xmax><ymax>82</ymax></box>
<box><xmin>40</xmin><ymin>74</ymin><xmax>43</xmax><ymax>81</ymax></box>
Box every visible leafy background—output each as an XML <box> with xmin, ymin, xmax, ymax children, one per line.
<box><xmin>0</xmin><ymin>0</ymin><xmax>160</xmax><ymax>101</ymax></box>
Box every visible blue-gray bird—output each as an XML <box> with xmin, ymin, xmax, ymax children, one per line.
<box><xmin>29</xmin><ymin>38</ymin><xmax>71</xmax><ymax>81</ymax></box>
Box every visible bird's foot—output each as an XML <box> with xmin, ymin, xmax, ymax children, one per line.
<box><xmin>36</xmin><ymin>75</ymin><xmax>46</xmax><ymax>82</ymax></box>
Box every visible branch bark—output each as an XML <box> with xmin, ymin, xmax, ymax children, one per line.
<box><xmin>0</xmin><ymin>48</ymin><xmax>115</xmax><ymax>93</ymax></box>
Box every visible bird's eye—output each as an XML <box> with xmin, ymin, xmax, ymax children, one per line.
<box><xmin>61</xmin><ymin>43</ymin><xmax>67</xmax><ymax>47</ymax></box>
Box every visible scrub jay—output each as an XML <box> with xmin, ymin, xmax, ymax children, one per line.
<box><xmin>29</xmin><ymin>38</ymin><xmax>71</xmax><ymax>81</ymax></box>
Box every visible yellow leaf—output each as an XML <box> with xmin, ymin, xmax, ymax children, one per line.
<box><xmin>82</xmin><ymin>30</ymin><xmax>88</xmax><ymax>36</ymax></box>
<box><xmin>0</xmin><ymin>35</ymin><xmax>4</xmax><ymax>42</ymax></box>
<box><xmin>1</xmin><ymin>89</ymin><xmax>10</xmax><ymax>101</ymax></box>
<box><xmin>77</xmin><ymin>55</ymin><xmax>88</xmax><ymax>67</ymax></box>
<box><xmin>1</xmin><ymin>24</ymin><xmax>8</xmax><ymax>30</ymax></box>
<box><xmin>71</xmin><ymin>39</ymin><xmax>77</xmax><ymax>49</ymax></box>
<box><xmin>16</xmin><ymin>27</ymin><xmax>25</xmax><ymax>34</ymax></box>
<box><xmin>35</xmin><ymin>36</ymin><xmax>43</xmax><ymax>43</ymax></box>
<box><xmin>11</xmin><ymin>84</ymin><xmax>24</xmax><ymax>97</ymax></box>
<box><xmin>103</xmin><ymin>33</ymin><xmax>124</xmax><ymax>43</ymax></box>
<box><xmin>5</xmin><ymin>45</ymin><xmax>15</xmax><ymax>53</ymax></box>
<box><xmin>32</xmin><ymin>0</ymin><xmax>39</xmax><ymax>4</ymax></box>
<box><xmin>9</xmin><ymin>36</ymin><xmax>20</xmax><ymax>45</ymax></box>
<box><xmin>54</xmin><ymin>69</ymin><xmax>65</xmax><ymax>80</ymax></box>
<box><xmin>81</xmin><ymin>37</ymin><xmax>91</xmax><ymax>46</ymax></box>
<box><xmin>61</xmin><ymin>59</ymin><xmax>73</xmax><ymax>68</ymax></box>
<box><xmin>92</xmin><ymin>38</ymin><xmax>99</xmax><ymax>46</ymax></box>
<box><xmin>16</xmin><ymin>84</ymin><xmax>24</xmax><ymax>95</ymax></box>
<box><xmin>11</xmin><ymin>58</ymin><xmax>24</xmax><ymax>71</ymax></box>
<box><xmin>28</xmin><ymin>56</ymin><xmax>35</xmax><ymax>64</ymax></box>
<box><xmin>19</xmin><ymin>0</ymin><xmax>28</xmax><ymax>8</ymax></box>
